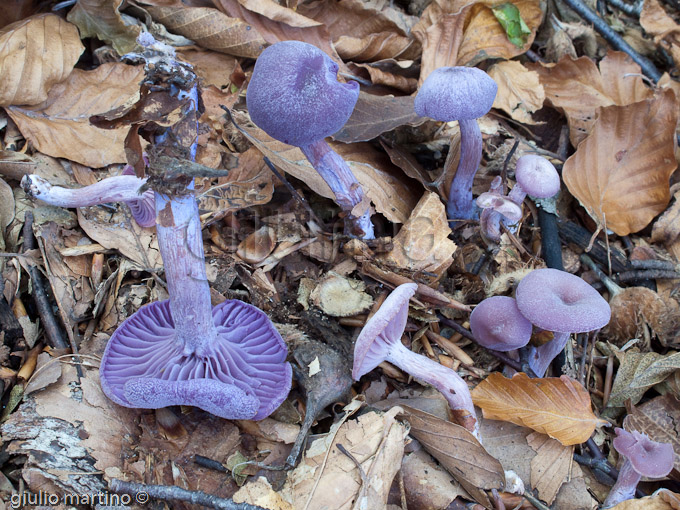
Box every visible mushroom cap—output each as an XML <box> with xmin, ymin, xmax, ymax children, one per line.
<box><xmin>515</xmin><ymin>155</ymin><xmax>561</xmax><ymax>198</ymax></box>
<box><xmin>100</xmin><ymin>299</ymin><xmax>292</xmax><ymax>420</ymax></box>
<box><xmin>515</xmin><ymin>268</ymin><xmax>611</xmax><ymax>333</ymax></box>
<box><xmin>470</xmin><ymin>296</ymin><xmax>533</xmax><ymax>351</ymax></box>
<box><xmin>246</xmin><ymin>41</ymin><xmax>359</xmax><ymax>147</ymax></box>
<box><xmin>613</xmin><ymin>428</ymin><xmax>674</xmax><ymax>478</ymax></box>
<box><xmin>352</xmin><ymin>283</ymin><xmax>417</xmax><ymax>380</ymax></box>
<box><xmin>122</xmin><ymin>165</ymin><xmax>155</xmax><ymax>228</ymax></box>
<box><xmin>414</xmin><ymin>67</ymin><xmax>498</xmax><ymax>122</ymax></box>
<box><xmin>476</xmin><ymin>192</ymin><xmax>523</xmax><ymax>222</ymax></box>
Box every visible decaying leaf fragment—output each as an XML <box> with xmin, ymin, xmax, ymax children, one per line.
<box><xmin>66</xmin><ymin>0</ymin><xmax>141</xmax><ymax>55</ymax></box>
<box><xmin>562</xmin><ymin>90</ymin><xmax>678</xmax><ymax>236</ymax></box>
<box><xmin>640</xmin><ymin>0</ymin><xmax>680</xmax><ymax>69</ymax></box>
<box><xmin>310</xmin><ymin>272</ymin><xmax>373</xmax><ymax>317</ymax></box>
<box><xmin>377</xmin><ymin>191</ymin><xmax>456</xmax><ymax>278</ymax></box>
<box><xmin>527</xmin><ymin>432</ymin><xmax>574</xmax><ymax>505</ymax></box>
<box><xmin>472</xmin><ymin>373</ymin><xmax>608</xmax><ymax>445</ymax></box>
<box><xmin>608</xmin><ymin>350</ymin><xmax>680</xmax><ymax>408</ymax></box>
<box><xmin>488</xmin><ymin>60</ymin><xmax>545</xmax><ymax>124</ymax></box>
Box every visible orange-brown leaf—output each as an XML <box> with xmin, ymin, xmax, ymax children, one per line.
<box><xmin>641</xmin><ymin>0</ymin><xmax>680</xmax><ymax>69</ymax></box>
<box><xmin>562</xmin><ymin>90</ymin><xmax>678</xmax><ymax>236</ymax></box>
<box><xmin>471</xmin><ymin>373</ymin><xmax>608</xmax><ymax>445</ymax></box>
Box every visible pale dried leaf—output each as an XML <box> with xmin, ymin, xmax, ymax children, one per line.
<box><xmin>0</xmin><ymin>14</ymin><xmax>84</xmax><ymax>106</ymax></box>
<box><xmin>352</xmin><ymin>61</ymin><xmax>418</xmax><ymax>93</ymax></box>
<box><xmin>471</xmin><ymin>373</ymin><xmax>608</xmax><ymax>445</ymax></box>
<box><xmin>401</xmin><ymin>449</ymin><xmax>465</xmax><ymax>509</ymax></box>
<box><xmin>377</xmin><ymin>191</ymin><xmax>456</xmax><ymax>277</ymax></box>
<box><xmin>562</xmin><ymin>90</ymin><xmax>678</xmax><ymax>236</ymax></box>
<box><xmin>607</xmin><ymin>490</ymin><xmax>680</xmax><ymax>510</ymax></box>
<box><xmin>529</xmin><ymin>52</ymin><xmax>653</xmax><ymax>146</ymax></box>
<box><xmin>0</xmin><ymin>177</ymin><xmax>15</xmax><ymax>249</ymax></box>
<box><xmin>488</xmin><ymin>60</ymin><xmax>545</xmax><ymax>124</ymax></box>
<box><xmin>608</xmin><ymin>350</ymin><xmax>680</xmax><ymax>408</ymax></box>
<box><xmin>641</xmin><ymin>0</ymin><xmax>680</xmax><ymax>69</ymax></box>
<box><xmin>148</xmin><ymin>5</ymin><xmax>266</xmax><ymax>58</ymax></box>
<box><xmin>333</xmin><ymin>93</ymin><xmax>421</xmax><ymax>143</ymax></box>
<box><xmin>67</xmin><ymin>0</ymin><xmax>141</xmax><ymax>55</ymax></box>
<box><xmin>527</xmin><ymin>432</ymin><xmax>574</xmax><ymax>505</ymax></box>
<box><xmin>310</xmin><ymin>272</ymin><xmax>373</xmax><ymax>316</ymax></box>
<box><xmin>233</xmin><ymin>477</ymin><xmax>294</xmax><ymax>510</ymax></box>
<box><xmin>24</xmin><ymin>353</ymin><xmax>62</xmax><ymax>396</ymax></box>
<box><xmin>651</xmin><ymin>190</ymin><xmax>680</xmax><ymax>248</ymax></box>
<box><xmin>7</xmin><ymin>63</ymin><xmax>145</xmax><ymax>168</ymax></box>
<box><xmin>335</xmin><ymin>32</ymin><xmax>413</xmax><ymax>61</ymax></box>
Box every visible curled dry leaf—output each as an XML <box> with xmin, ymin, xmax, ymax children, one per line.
<box><xmin>641</xmin><ymin>0</ymin><xmax>680</xmax><ymax>69</ymax></box>
<box><xmin>529</xmin><ymin>51</ymin><xmax>653</xmax><ymax>146</ymax></box>
<box><xmin>605</xmin><ymin>489</ymin><xmax>680</xmax><ymax>509</ymax></box>
<box><xmin>562</xmin><ymin>90</ymin><xmax>678</xmax><ymax>236</ymax></box>
<box><xmin>488</xmin><ymin>60</ymin><xmax>545</xmax><ymax>125</ymax></box>
<box><xmin>471</xmin><ymin>373</ymin><xmax>608</xmax><ymax>445</ymax></box>
<box><xmin>237</xmin><ymin>226</ymin><xmax>277</xmax><ymax>264</ymax></box>
<box><xmin>7</xmin><ymin>63</ymin><xmax>145</xmax><ymax>168</ymax></box>
<box><xmin>0</xmin><ymin>14</ymin><xmax>84</xmax><ymax>107</ymax></box>
<box><xmin>527</xmin><ymin>432</ymin><xmax>574</xmax><ymax>505</ymax></box>
<box><xmin>377</xmin><ymin>191</ymin><xmax>456</xmax><ymax>278</ymax></box>
<box><xmin>607</xmin><ymin>350</ymin><xmax>680</xmax><ymax>408</ymax></box>
<box><xmin>310</xmin><ymin>272</ymin><xmax>373</xmax><ymax>317</ymax></box>
<box><xmin>147</xmin><ymin>6</ymin><xmax>266</xmax><ymax>58</ymax></box>
<box><xmin>66</xmin><ymin>0</ymin><xmax>141</xmax><ymax>55</ymax></box>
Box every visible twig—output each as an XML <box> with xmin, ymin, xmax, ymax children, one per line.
<box><xmin>522</xmin><ymin>491</ymin><xmax>552</xmax><ymax>510</ymax></box>
<box><xmin>194</xmin><ymin>455</ymin><xmax>229</xmax><ymax>472</ymax></box>
<box><xmin>605</xmin><ymin>0</ymin><xmax>643</xmax><ymax>15</ymax></box>
<box><xmin>538</xmin><ymin>209</ymin><xmax>563</xmax><ymax>270</ymax></box>
<box><xmin>22</xmin><ymin>212</ymin><xmax>69</xmax><ymax>350</ymax></box>
<box><xmin>109</xmin><ymin>479</ymin><xmax>266</xmax><ymax>510</ymax></box>
<box><xmin>560</xmin><ymin>0</ymin><xmax>662</xmax><ymax>82</ymax></box>
<box><xmin>629</xmin><ymin>259</ymin><xmax>678</xmax><ymax>271</ymax></box>
<box><xmin>615</xmin><ymin>269</ymin><xmax>680</xmax><ymax>283</ymax></box>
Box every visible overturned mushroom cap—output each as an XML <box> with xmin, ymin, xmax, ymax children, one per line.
<box><xmin>515</xmin><ymin>268</ymin><xmax>611</xmax><ymax>333</ymax></box>
<box><xmin>613</xmin><ymin>428</ymin><xmax>674</xmax><ymax>478</ymax></box>
<box><xmin>515</xmin><ymin>155</ymin><xmax>560</xmax><ymax>198</ymax></box>
<box><xmin>414</xmin><ymin>67</ymin><xmax>498</xmax><ymax>122</ymax></box>
<box><xmin>100</xmin><ymin>299</ymin><xmax>292</xmax><ymax>420</ymax></box>
<box><xmin>352</xmin><ymin>283</ymin><xmax>417</xmax><ymax>380</ymax></box>
<box><xmin>470</xmin><ymin>296</ymin><xmax>532</xmax><ymax>351</ymax></box>
<box><xmin>246</xmin><ymin>41</ymin><xmax>359</xmax><ymax>147</ymax></box>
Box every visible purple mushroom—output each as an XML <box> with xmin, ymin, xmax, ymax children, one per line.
<box><xmin>21</xmin><ymin>168</ymin><xmax>155</xmax><ymax>228</ymax></box>
<box><xmin>515</xmin><ymin>268</ymin><xmax>611</xmax><ymax>377</ymax></box>
<box><xmin>99</xmin><ymin>36</ymin><xmax>291</xmax><ymax>420</ymax></box>
<box><xmin>477</xmin><ymin>176</ymin><xmax>523</xmax><ymax>242</ymax></box>
<box><xmin>414</xmin><ymin>67</ymin><xmax>498</xmax><ymax>224</ymax></box>
<box><xmin>603</xmin><ymin>428</ymin><xmax>674</xmax><ymax>508</ymax></box>
<box><xmin>469</xmin><ymin>296</ymin><xmax>532</xmax><ymax>351</ymax></box>
<box><xmin>353</xmin><ymin>283</ymin><xmax>479</xmax><ymax>438</ymax></box>
<box><xmin>508</xmin><ymin>155</ymin><xmax>560</xmax><ymax>205</ymax></box>
<box><xmin>246</xmin><ymin>41</ymin><xmax>374</xmax><ymax>239</ymax></box>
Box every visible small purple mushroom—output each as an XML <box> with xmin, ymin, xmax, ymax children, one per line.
<box><xmin>246</xmin><ymin>41</ymin><xmax>374</xmax><ymax>239</ymax></box>
<box><xmin>470</xmin><ymin>296</ymin><xmax>532</xmax><ymax>351</ymax></box>
<box><xmin>353</xmin><ymin>283</ymin><xmax>479</xmax><ymax>438</ymax></box>
<box><xmin>515</xmin><ymin>268</ymin><xmax>611</xmax><ymax>376</ymax></box>
<box><xmin>508</xmin><ymin>155</ymin><xmax>561</xmax><ymax>204</ymax></box>
<box><xmin>414</xmin><ymin>67</ymin><xmax>498</xmax><ymax>223</ymax></box>
<box><xmin>21</xmin><ymin>168</ymin><xmax>155</xmax><ymax>228</ymax></box>
<box><xmin>603</xmin><ymin>428</ymin><xmax>674</xmax><ymax>508</ymax></box>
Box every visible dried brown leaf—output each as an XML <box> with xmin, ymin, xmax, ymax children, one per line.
<box><xmin>529</xmin><ymin>52</ymin><xmax>653</xmax><ymax>146</ymax></box>
<box><xmin>488</xmin><ymin>60</ymin><xmax>545</xmax><ymax>125</ymax></box>
<box><xmin>377</xmin><ymin>191</ymin><xmax>456</xmax><ymax>277</ymax></box>
<box><xmin>527</xmin><ymin>432</ymin><xmax>574</xmax><ymax>505</ymax></box>
<box><xmin>0</xmin><ymin>14</ymin><xmax>84</xmax><ymax>107</ymax></box>
<box><xmin>0</xmin><ymin>177</ymin><xmax>15</xmax><ymax>249</ymax></box>
<box><xmin>606</xmin><ymin>490</ymin><xmax>680</xmax><ymax>509</ymax></box>
<box><xmin>7</xmin><ymin>63</ymin><xmax>145</xmax><ymax>168</ymax></box>
<box><xmin>401</xmin><ymin>449</ymin><xmax>465</xmax><ymax>509</ymax></box>
<box><xmin>147</xmin><ymin>5</ymin><xmax>266</xmax><ymax>58</ymax></box>
<box><xmin>67</xmin><ymin>0</ymin><xmax>141</xmax><ymax>55</ymax></box>
<box><xmin>652</xmin><ymin>189</ymin><xmax>680</xmax><ymax>248</ymax></box>
<box><xmin>179</xmin><ymin>49</ymin><xmax>240</xmax><ymax>89</ymax></box>
<box><xmin>562</xmin><ymin>90</ymin><xmax>678</xmax><ymax>236</ymax></box>
<box><xmin>333</xmin><ymin>93</ymin><xmax>420</xmax><ymax>143</ymax></box>
<box><xmin>471</xmin><ymin>373</ymin><xmax>608</xmax><ymax>445</ymax></box>
<box><xmin>624</xmin><ymin>394</ymin><xmax>680</xmax><ymax>482</ymax></box>
<box><xmin>607</xmin><ymin>350</ymin><xmax>680</xmax><ymax>408</ymax></box>
<box><xmin>236</xmin><ymin>114</ymin><xmax>418</xmax><ymax>223</ymax></box>
<box><xmin>351</xmin><ymin>61</ymin><xmax>418</xmax><ymax>93</ymax></box>
<box><xmin>397</xmin><ymin>404</ymin><xmax>504</xmax><ymax>507</ymax></box>
<box><xmin>641</xmin><ymin>0</ymin><xmax>680</xmax><ymax>69</ymax></box>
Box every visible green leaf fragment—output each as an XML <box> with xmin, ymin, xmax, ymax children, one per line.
<box><xmin>491</xmin><ymin>3</ymin><xmax>532</xmax><ymax>48</ymax></box>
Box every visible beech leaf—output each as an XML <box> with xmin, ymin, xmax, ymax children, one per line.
<box><xmin>67</xmin><ymin>0</ymin><xmax>141</xmax><ymax>55</ymax></box>
<box><xmin>562</xmin><ymin>90</ymin><xmax>678</xmax><ymax>236</ymax></box>
<box><xmin>640</xmin><ymin>0</ymin><xmax>680</xmax><ymax>69</ymax></box>
<box><xmin>471</xmin><ymin>373</ymin><xmax>608</xmax><ymax>445</ymax></box>
<box><xmin>0</xmin><ymin>14</ymin><xmax>84</xmax><ymax>107</ymax></box>
<box><xmin>607</xmin><ymin>350</ymin><xmax>680</xmax><ymax>408</ymax></box>
<box><xmin>488</xmin><ymin>60</ymin><xmax>545</xmax><ymax>124</ymax></box>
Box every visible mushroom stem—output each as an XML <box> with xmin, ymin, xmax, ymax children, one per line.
<box><xmin>447</xmin><ymin>118</ymin><xmax>483</xmax><ymax>223</ymax></box>
<box><xmin>527</xmin><ymin>331</ymin><xmax>570</xmax><ymax>377</ymax></box>
<box><xmin>388</xmin><ymin>342</ymin><xmax>479</xmax><ymax>438</ymax></box>
<box><xmin>299</xmin><ymin>140</ymin><xmax>374</xmax><ymax>239</ymax></box>
<box><xmin>603</xmin><ymin>459</ymin><xmax>640</xmax><ymax>508</ymax></box>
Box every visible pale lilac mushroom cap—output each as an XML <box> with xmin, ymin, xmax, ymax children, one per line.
<box><xmin>100</xmin><ymin>299</ymin><xmax>292</xmax><ymax>420</ymax></box>
<box><xmin>414</xmin><ymin>67</ymin><xmax>497</xmax><ymax>122</ymax></box>
<box><xmin>515</xmin><ymin>268</ymin><xmax>611</xmax><ymax>334</ymax></box>
<box><xmin>353</xmin><ymin>283</ymin><xmax>417</xmax><ymax>380</ymax></box>
<box><xmin>470</xmin><ymin>296</ymin><xmax>533</xmax><ymax>351</ymax></box>
<box><xmin>514</xmin><ymin>155</ymin><xmax>560</xmax><ymax>198</ymax></box>
<box><xmin>246</xmin><ymin>41</ymin><xmax>359</xmax><ymax>147</ymax></box>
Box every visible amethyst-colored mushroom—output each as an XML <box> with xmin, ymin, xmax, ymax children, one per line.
<box><xmin>470</xmin><ymin>296</ymin><xmax>532</xmax><ymax>352</ymax></box>
<box><xmin>414</xmin><ymin>67</ymin><xmax>497</xmax><ymax>223</ymax></box>
<box><xmin>509</xmin><ymin>155</ymin><xmax>560</xmax><ymax>204</ymax></box>
<box><xmin>246</xmin><ymin>41</ymin><xmax>374</xmax><ymax>239</ymax></box>
<box><xmin>353</xmin><ymin>283</ymin><xmax>479</xmax><ymax>438</ymax></box>
<box><xmin>515</xmin><ymin>268</ymin><xmax>611</xmax><ymax>377</ymax></box>
<box><xmin>603</xmin><ymin>428</ymin><xmax>674</xmax><ymax>508</ymax></box>
<box><xmin>21</xmin><ymin>168</ymin><xmax>155</xmax><ymax>228</ymax></box>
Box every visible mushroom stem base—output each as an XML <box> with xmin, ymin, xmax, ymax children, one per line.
<box><xmin>603</xmin><ymin>459</ymin><xmax>640</xmax><ymax>508</ymax></box>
